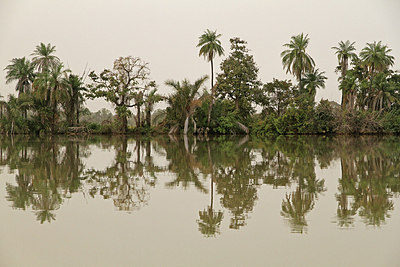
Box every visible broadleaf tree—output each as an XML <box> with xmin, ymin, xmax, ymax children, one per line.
<box><xmin>88</xmin><ymin>56</ymin><xmax>155</xmax><ymax>133</ymax></box>
<box><xmin>216</xmin><ymin>37</ymin><xmax>261</xmax><ymax>123</ymax></box>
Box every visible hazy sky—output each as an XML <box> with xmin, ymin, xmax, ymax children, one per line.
<box><xmin>1</xmin><ymin>0</ymin><xmax>400</xmax><ymax>111</ymax></box>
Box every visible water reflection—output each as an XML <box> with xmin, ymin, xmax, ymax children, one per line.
<box><xmin>3</xmin><ymin>136</ymin><xmax>88</xmax><ymax>223</ymax></box>
<box><xmin>335</xmin><ymin>137</ymin><xmax>400</xmax><ymax>227</ymax></box>
<box><xmin>1</xmin><ymin>135</ymin><xmax>400</xmax><ymax>235</ymax></box>
<box><xmin>85</xmin><ymin>137</ymin><xmax>160</xmax><ymax>211</ymax></box>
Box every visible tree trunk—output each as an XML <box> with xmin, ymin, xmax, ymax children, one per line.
<box><xmin>236</xmin><ymin>121</ymin><xmax>249</xmax><ymax>134</ymax></box>
<box><xmin>372</xmin><ymin>96</ymin><xmax>378</xmax><ymax>112</ymax></box>
<box><xmin>68</xmin><ymin>100</ymin><xmax>75</xmax><ymax>127</ymax></box>
<box><xmin>192</xmin><ymin>117</ymin><xmax>197</xmax><ymax>134</ymax></box>
<box><xmin>52</xmin><ymin>95</ymin><xmax>57</xmax><ymax>134</ymax></box>
<box><xmin>341</xmin><ymin>92</ymin><xmax>346</xmax><ymax>110</ymax></box>
<box><xmin>207</xmin><ymin>59</ymin><xmax>214</xmax><ymax>126</ymax></box>
<box><xmin>341</xmin><ymin>58</ymin><xmax>348</xmax><ymax>110</ymax></box>
<box><xmin>184</xmin><ymin>134</ymin><xmax>189</xmax><ymax>153</ymax></box>
<box><xmin>146</xmin><ymin>140</ymin><xmax>151</xmax><ymax>159</ymax></box>
<box><xmin>207</xmin><ymin>142</ymin><xmax>214</xmax><ymax>210</ymax></box>
<box><xmin>146</xmin><ymin>107</ymin><xmax>151</xmax><ymax>127</ymax></box>
<box><xmin>136</xmin><ymin>105</ymin><xmax>141</xmax><ymax>128</ymax></box>
<box><xmin>76</xmin><ymin>105</ymin><xmax>80</xmax><ymax>126</ymax></box>
<box><xmin>135</xmin><ymin>139</ymin><xmax>140</xmax><ymax>163</ymax></box>
<box><xmin>349</xmin><ymin>92</ymin><xmax>354</xmax><ymax>111</ymax></box>
<box><xmin>73</xmin><ymin>91</ymin><xmax>79</xmax><ymax>126</ymax></box>
<box><xmin>122</xmin><ymin>115</ymin><xmax>127</xmax><ymax>134</ymax></box>
<box><xmin>169</xmin><ymin>124</ymin><xmax>179</xmax><ymax>135</ymax></box>
<box><xmin>184</xmin><ymin>114</ymin><xmax>190</xmax><ymax>135</ymax></box>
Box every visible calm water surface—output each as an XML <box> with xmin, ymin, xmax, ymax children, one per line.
<box><xmin>1</xmin><ymin>135</ymin><xmax>399</xmax><ymax>266</ymax></box>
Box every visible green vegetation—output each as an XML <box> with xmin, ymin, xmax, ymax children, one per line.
<box><xmin>3</xmin><ymin>135</ymin><xmax>400</xmax><ymax>233</ymax></box>
<box><xmin>2</xmin><ymin>33</ymin><xmax>400</xmax><ymax>136</ymax></box>
<box><xmin>197</xmin><ymin>29</ymin><xmax>224</xmax><ymax>126</ymax></box>
<box><xmin>87</xmin><ymin>56</ymin><xmax>156</xmax><ymax>133</ymax></box>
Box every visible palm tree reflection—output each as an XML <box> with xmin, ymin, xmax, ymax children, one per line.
<box><xmin>4</xmin><ymin>136</ymin><xmax>87</xmax><ymax>223</ymax></box>
<box><xmin>335</xmin><ymin>137</ymin><xmax>399</xmax><ymax>227</ymax></box>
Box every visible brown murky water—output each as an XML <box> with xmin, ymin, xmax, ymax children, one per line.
<box><xmin>1</xmin><ymin>135</ymin><xmax>399</xmax><ymax>266</ymax></box>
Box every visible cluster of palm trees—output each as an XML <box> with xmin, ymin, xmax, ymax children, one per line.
<box><xmin>4</xmin><ymin>43</ymin><xmax>85</xmax><ymax>134</ymax></box>
<box><xmin>281</xmin><ymin>33</ymin><xmax>327</xmax><ymax>103</ymax></box>
<box><xmin>332</xmin><ymin>40</ymin><xmax>397</xmax><ymax>112</ymax></box>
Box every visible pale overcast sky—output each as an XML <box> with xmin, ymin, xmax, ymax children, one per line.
<box><xmin>1</xmin><ymin>0</ymin><xmax>399</xmax><ymax>111</ymax></box>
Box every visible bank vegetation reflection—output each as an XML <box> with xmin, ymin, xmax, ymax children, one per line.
<box><xmin>2</xmin><ymin>135</ymin><xmax>400</xmax><ymax>234</ymax></box>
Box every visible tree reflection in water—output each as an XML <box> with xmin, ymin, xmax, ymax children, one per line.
<box><xmin>2</xmin><ymin>135</ymin><xmax>400</xmax><ymax>234</ymax></box>
<box><xmin>197</xmin><ymin>140</ymin><xmax>223</xmax><ymax>237</ymax></box>
<box><xmin>86</xmin><ymin>136</ymin><xmax>164</xmax><ymax>212</ymax></box>
<box><xmin>4</xmin><ymin>136</ymin><xmax>88</xmax><ymax>223</ymax></box>
<box><xmin>335</xmin><ymin>136</ymin><xmax>400</xmax><ymax>227</ymax></box>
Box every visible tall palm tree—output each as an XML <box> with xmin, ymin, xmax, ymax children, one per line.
<box><xmin>165</xmin><ymin>76</ymin><xmax>208</xmax><ymax>135</ymax></box>
<box><xmin>49</xmin><ymin>64</ymin><xmax>70</xmax><ymax>133</ymax></box>
<box><xmin>5</xmin><ymin>57</ymin><xmax>36</xmax><ymax>96</ymax></box>
<box><xmin>360</xmin><ymin>41</ymin><xmax>394</xmax><ymax>75</ymax></box>
<box><xmin>31</xmin><ymin>42</ymin><xmax>60</xmax><ymax>73</ymax></box>
<box><xmin>281</xmin><ymin>33</ymin><xmax>315</xmax><ymax>89</ymax></box>
<box><xmin>332</xmin><ymin>40</ymin><xmax>357</xmax><ymax>77</ymax></box>
<box><xmin>332</xmin><ymin>40</ymin><xmax>357</xmax><ymax>109</ymax></box>
<box><xmin>301</xmin><ymin>69</ymin><xmax>327</xmax><ymax>102</ymax></box>
<box><xmin>197</xmin><ymin>29</ymin><xmax>224</xmax><ymax>126</ymax></box>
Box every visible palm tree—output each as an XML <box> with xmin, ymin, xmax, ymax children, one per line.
<box><xmin>332</xmin><ymin>40</ymin><xmax>357</xmax><ymax>77</ymax></box>
<box><xmin>197</xmin><ymin>29</ymin><xmax>224</xmax><ymax>126</ymax></box>
<box><xmin>301</xmin><ymin>69</ymin><xmax>327</xmax><ymax>102</ymax></box>
<box><xmin>144</xmin><ymin>88</ymin><xmax>164</xmax><ymax>127</ymax></box>
<box><xmin>332</xmin><ymin>40</ymin><xmax>357</xmax><ymax>109</ymax></box>
<box><xmin>165</xmin><ymin>76</ymin><xmax>208</xmax><ymax>135</ymax></box>
<box><xmin>3</xmin><ymin>95</ymin><xmax>24</xmax><ymax>134</ymax></box>
<box><xmin>359</xmin><ymin>41</ymin><xmax>394</xmax><ymax>111</ymax></box>
<box><xmin>49</xmin><ymin>64</ymin><xmax>70</xmax><ymax>133</ymax></box>
<box><xmin>34</xmin><ymin>63</ymin><xmax>70</xmax><ymax>133</ymax></box>
<box><xmin>5</xmin><ymin>57</ymin><xmax>35</xmax><ymax>96</ymax></box>
<box><xmin>31</xmin><ymin>43</ymin><xmax>60</xmax><ymax>73</ymax></box>
<box><xmin>371</xmin><ymin>72</ymin><xmax>396</xmax><ymax>111</ymax></box>
<box><xmin>360</xmin><ymin>41</ymin><xmax>394</xmax><ymax>75</ymax></box>
<box><xmin>64</xmin><ymin>74</ymin><xmax>86</xmax><ymax>127</ymax></box>
<box><xmin>339</xmin><ymin>70</ymin><xmax>358</xmax><ymax>110</ymax></box>
<box><xmin>281</xmin><ymin>33</ymin><xmax>315</xmax><ymax>89</ymax></box>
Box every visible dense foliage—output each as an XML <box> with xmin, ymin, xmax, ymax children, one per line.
<box><xmin>2</xmin><ymin>33</ymin><xmax>400</xmax><ymax>136</ymax></box>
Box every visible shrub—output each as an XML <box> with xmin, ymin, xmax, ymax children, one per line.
<box><xmin>251</xmin><ymin>114</ymin><xmax>278</xmax><ymax>136</ymax></box>
<box><xmin>314</xmin><ymin>100</ymin><xmax>337</xmax><ymax>133</ymax></box>
<box><xmin>382</xmin><ymin>109</ymin><xmax>400</xmax><ymax>133</ymax></box>
<box><xmin>87</xmin><ymin>122</ymin><xmax>101</xmax><ymax>131</ymax></box>
<box><xmin>275</xmin><ymin>105</ymin><xmax>314</xmax><ymax>134</ymax></box>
